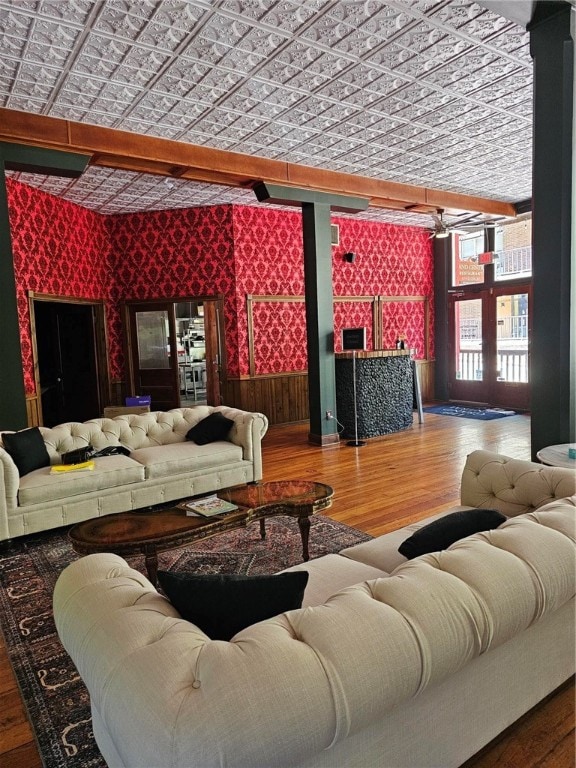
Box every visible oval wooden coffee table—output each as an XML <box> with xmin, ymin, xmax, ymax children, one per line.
<box><xmin>68</xmin><ymin>480</ymin><xmax>333</xmax><ymax>585</ymax></box>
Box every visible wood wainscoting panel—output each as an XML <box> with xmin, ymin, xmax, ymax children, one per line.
<box><xmin>415</xmin><ymin>360</ymin><xmax>434</xmax><ymax>403</ymax></box>
<box><xmin>223</xmin><ymin>363</ymin><xmax>434</xmax><ymax>426</ymax></box>
<box><xmin>29</xmin><ymin>366</ymin><xmax>432</xmax><ymax>429</ymax></box>
<box><xmin>222</xmin><ymin>374</ymin><xmax>309</xmax><ymax>425</ymax></box>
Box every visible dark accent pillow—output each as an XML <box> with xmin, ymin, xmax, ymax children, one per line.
<box><xmin>2</xmin><ymin>427</ymin><xmax>50</xmax><ymax>477</ymax></box>
<box><xmin>186</xmin><ymin>412</ymin><xmax>234</xmax><ymax>445</ymax></box>
<box><xmin>398</xmin><ymin>509</ymin><xmax>507</xmax><ymax>560</ymax></box>
<box><xmin>157</xmin><ymin>570</ymin><xmax>309</xmax><ymax>641</ymax></box>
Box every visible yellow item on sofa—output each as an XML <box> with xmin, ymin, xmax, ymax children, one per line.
<box><xmin>50</xmin><ymin>460</ymin><xmax>95</xmax><ymax>474</ymax></box>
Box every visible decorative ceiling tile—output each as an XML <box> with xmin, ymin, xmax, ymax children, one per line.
<box><xmin>0</xmin><ymin>0</ymin><xmax>537</xmax><ymax>226</ymax></box>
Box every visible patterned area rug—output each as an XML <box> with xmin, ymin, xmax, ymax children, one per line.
<box><xmin>0</xmin><ymin>515</ymin><xmax>371</xmax><ymax>768</ymax></box>
<box><xmin>423</xmin><ymin>404</ymin><xmax>516</xmax><ymax>420</ymax></box>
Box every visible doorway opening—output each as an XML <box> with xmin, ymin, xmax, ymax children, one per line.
<box><xmin>448</xmin><ymin>286</ymin><xmax>531</xmax><ymax>410</ymax></box>
<box><xmin>447</xmin><ymin>222</ymin><xmax>532</xmax><ymax>412</ymax></box>
<box><xmin>124</xmin><ymin>296</ymin><xmax>225</xmax><ymax>411</ymax></box>
<box><xmin>29</xmin><ymin>294</ymin><xmax>110</xmax><ymax>426</ymax></box>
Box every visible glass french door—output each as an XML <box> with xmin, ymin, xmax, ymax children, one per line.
<box><xmin>448</xmin><ymin>285</ymin><xmax>531</xmax><ymax>410</ymax></box>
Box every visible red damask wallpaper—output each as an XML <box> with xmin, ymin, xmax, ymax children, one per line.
<box><xmin>7</xmin><ymin>179</ymin><xmax>433</xmax><ymax>392</ymax></box>
<box><xmin>233</xmin><ymin>205</ymin><xmax>306</xmax><ymax>376</ymax></box>
<box><xmin>107</xmin><ymin>205</ymin><xmax>238</xmax><ymax>377</ymax></box>
<box><xmin>6</xmin><ymin>179</ymin><xmax>111</xmax><ymax>393</ymax></box>
<box><xmin>233</xmin><ymin>205</ymin><xmax>433</xmax><ymax>375</ymax></box>
<box><xmin>333</xmin><ymin>215</ymin><xmax>434</xmax><ymax>359</ymax></box>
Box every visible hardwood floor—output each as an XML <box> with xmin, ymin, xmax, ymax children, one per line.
<box><xmin>0</xmin><ymin>410</ymin><xmax>574</xmax><ymax>768</ymax></box>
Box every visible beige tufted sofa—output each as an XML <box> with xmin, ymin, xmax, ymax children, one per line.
<box><xmin>53</xmin><ymin>451</ymin><xmax>575</xmax><ymax>768</ymax></box>
<box><xmin>0</xmin><ymin>406</ymin><xmax>268</xmax><ymax>541</ymax></box>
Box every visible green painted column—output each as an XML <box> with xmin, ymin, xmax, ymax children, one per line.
<box><xmin>528</xmin><ymin>2</ymin><xmax>575</xmax><ymax>457</ymax></box>
<box><xmin>0</xmin><ymin>160</ymin><xmax>27</xmax><ymax>430</ymax></box>
<box><xmin>0</xmin><ymin>143</ymin><xmax>89</xmax><ymax>430</ymax></box>
<box><xmin>301</xmin><ymin>201</ymin><xmax>338</xmax><ymax>444</ymax></box>
<box><xmin>253</xmin><ymin>183</ymin><xmax>368</xmax><ymax>444</ymax></box>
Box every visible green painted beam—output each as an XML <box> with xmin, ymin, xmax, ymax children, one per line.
<box><xmin>0</xmin><ymin>143</ymin><xmax>90</xmax><ymax>430</ymax></box>
<box><xmin>253</xmin><ymin>182</ymin><xmax>369</xmax><ymax>213</ymax></box>
<box><xmin>1</xmin><ymin>142</ymin><xmax>90</xmax><ymax>177</ymax></box>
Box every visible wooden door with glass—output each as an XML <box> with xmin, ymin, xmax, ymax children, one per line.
<box><xmin>125</xmin><ymin>298</ymin><xmax>225</xmax><ymax>410</ymax></box>
<box><xmin>126</xmin><ymin>302</ymin><xmax>180</xmax><ymax>411</ymax></box>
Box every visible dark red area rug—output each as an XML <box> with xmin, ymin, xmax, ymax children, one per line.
<box><xmin>0</xmin><ymin>515</ymin><xmax>371</xmax><ymax>768</ymax></box>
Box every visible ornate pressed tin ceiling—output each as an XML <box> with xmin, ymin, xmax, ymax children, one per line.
<box><xmin>0</xmin><ymin>0</ymin><xmax>534</xmax><ymax>228</ymax></box>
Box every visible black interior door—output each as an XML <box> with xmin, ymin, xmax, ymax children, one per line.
<box><xmin>35</xmin><ymin>301</ymin><xmax>100</xmax><ymax>426</ymax></box>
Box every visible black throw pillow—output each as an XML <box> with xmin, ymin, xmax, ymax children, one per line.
<box><xmin>2</xmin><ymin>427</ymin><xmax>50</xmax><ymax>477</ymax></box>
<box><xmin>157</xmin><ymin>570</ymin><xmax>309</xmax><ymax>641</ymax></box>
<box><xmin>398</xmin><ymin>508</ymin><xmax>507</xmax><ymax>560</ymax></box>
<box><xmin>186</xmin><ymin>412</ymin><xmax>234</xmax><ymax>445</ymax></box>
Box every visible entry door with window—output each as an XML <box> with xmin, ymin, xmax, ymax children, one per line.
<box><xmin>127</xmin><ymin>303</ymin><xmax>179</xmax><ymax>410</ymax></box>
<box><xmin>448</xmin><ymin>287</ymin><xmax>531</xmax><ymax>410</ymax></box>
<box><xmin>126</xmin><ymin>298</ymin><xmax>225</xmax><ymax>410</ymax></box>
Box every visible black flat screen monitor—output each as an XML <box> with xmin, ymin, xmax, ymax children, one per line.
<box><xmin>341</xmin><ymin>327</ymin><xmax>366</xmax><ymax>351</ymax></box>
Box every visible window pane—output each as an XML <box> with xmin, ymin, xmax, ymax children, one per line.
<box><xmin>136</xmin><ymin>310</ymin><xmax>170</xmax><ymax>369</ymax></box>
<box><xmin>495</xmin><ymin>219</ymin><xmax>532</xmax><ymax>281</ymax></box>
<box><xmin>496</xmin><ymin>294</ymin><xmax>529</xmax><ymax>382</ymax></box>
<box><xmin>453</xmin><ymin>233</ymin><xmax>485</xmax><ymax>286</ymax></box>
<box><xmin>455</xmin><ymin>299</ymin><xmax>483</xmax><ymax>380</ymax></box>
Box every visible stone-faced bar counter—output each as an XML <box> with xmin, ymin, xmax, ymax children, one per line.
<box><xmin>335</xmin><ymin>350</ymin><xmax>413</xmax><ymax>439</ymax></box>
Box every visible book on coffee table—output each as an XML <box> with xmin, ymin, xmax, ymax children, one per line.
<box><xmin>180</xmin><ymin>494</ymin><xmax>238</xmax><ymax>517</ymax></box>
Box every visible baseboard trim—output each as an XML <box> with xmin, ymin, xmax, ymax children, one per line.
<box><xmin>308</xmin><ymin>431</ymin><xmax>340</xmax><ymax>446</ymax></box>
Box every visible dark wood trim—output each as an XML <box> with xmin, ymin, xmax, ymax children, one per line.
<box><xmin>247</xmin><ymin>295</ymin><xmax>386</xmax><ymax>377</ymax></box>
<box><xmin>246</xmin><ymin>295</ymin><xmax>306</xmax><ymax>378</ymax></box>
<box><xmin>308</xmin><ymin>430</ymin><xmax>340</xmax><ymax>446</ymax></box>
<box><xmin>246</xmin><ymin>295</ymin><xmax>255</xmax><ymax>378</ymax></box>
<box><xmin>25</xmin><ymin>394</ymin><xmax>41</xmax><ymax>428</ymax></box>
<box><xmin>242</xmin><ymin>296</ymin><xmax>432</xmax><ymax>423</ymax></box>
<box><xmin>121</xmin><ymin>295</ymin><xmax>227</xmax><ymax>406</ymax></box>
<box><xmin>415</xmin><ymin>360</ymin><xmax>435</xmax><ymax>403</ymax></box>
<box><xmin>27</xmin><ymin>295</ymin><xmax>44</xmax><ymax>427</ymax></box>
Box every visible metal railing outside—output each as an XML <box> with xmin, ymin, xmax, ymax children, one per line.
<box><xmin>457</xmin><ymin>348</ymin><xmax>529</xmax><ymax>383</ymax></box>
<box><xmin>495</xmin><ymin>246</ymin><xmax>532</xmax><ymax>279</ymax></box>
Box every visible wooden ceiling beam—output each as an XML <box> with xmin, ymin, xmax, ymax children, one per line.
<box><xmin>0</xmin><ymin>107</ymin><xmax>517</xmax><ymax>218</ymax></box>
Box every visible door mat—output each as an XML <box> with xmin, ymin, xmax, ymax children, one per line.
<box><xmin>423</xmin><ymin>404</ymin><xmax>516</xmax><ymax>420</ymax></box>
<box><xmin>0</xmin><ymin>515</ymin><xmax>371</xmax><ymax>768</ymax></box>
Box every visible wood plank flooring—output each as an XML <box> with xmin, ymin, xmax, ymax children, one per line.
<box><xmin>0</xmin><ymin>410</ymin><xmax>573</xmax><ymax>768</ymax></box>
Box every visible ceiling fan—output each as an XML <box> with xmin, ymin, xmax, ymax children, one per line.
<box><xmin>429</xmin><ymin>210</ymin><xmax>451</xmax><ymax>239</ymax></box>
<box><xmin>429</xmin><ymin>210</ymin><xmax>501</xmax><ymax>239</ymax></box>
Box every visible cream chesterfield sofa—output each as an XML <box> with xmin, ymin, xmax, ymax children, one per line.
<box><xmin>53</xmin><ymin>451</ymin><xmax>575</xmax><ymax>768</ymax></box>
<box><xmin>0</xmin><ymin>406</ymin><xmax>268</xmax><ymax>542</ymax></box>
